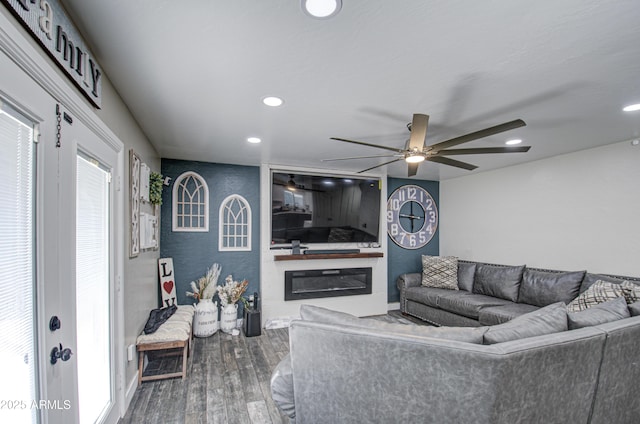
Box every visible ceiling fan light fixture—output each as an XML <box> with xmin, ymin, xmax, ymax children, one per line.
<box><xmin>505</xmin><ymin>139</ymin><xmax>522</xmax><ymax>145</ymax></box>
<box><xmin>301</xmin><ymin>0</ymin><xmax>342</xmax><ymax>19</ymax></box>
<box><xmin>623</xmin><ymin>103</ymin><xmax>640</xmax><ymax>112</ymax></box>
<box><xmin>405</xmin><ymin>154</ymin><xmax>425</xmax><ymax>164</ymax></box>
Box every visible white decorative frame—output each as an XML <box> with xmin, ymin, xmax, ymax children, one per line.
<box><xmin>129</xmin><ymin>149</ymin><xmax>140</xmax><ymax>257</ymax></box>
<box><xmin>172</xmin><ymin>171</ymin><xmax>209</xmax><ymax>232</ymax></box>
<box><xmin>219</xmin><ymin>194</ymin><xmax>252</xmax><ymax>251</ymax></box>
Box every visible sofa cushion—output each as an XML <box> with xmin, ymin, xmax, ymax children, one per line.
<box><xmin>437</xmin><ymin>293</ymin><xmax>512</xmax><ymax>320</ymax></box>
<box><xmin>567</xmin><ymin>280</ymin><xmax>626</xmax><ymax>312</ymax></box>
<box><xmin>421</xmin><ymin>255</ymin><xmax>459</xmax><ymax>290</ymax></box>
<box><xmin>518</xmin><ymin>269</ymin><xmax>586</xmax><ymax>307</ymax></box>
<box><xmin>580</xmin><ymin>273</ymin><xmax>629</xmax><ymax>294</ymax></box>
<box><xmin>567</xmin><ymin>296</ymin><xmax>630</xmax><ymax>330</ymax></box>
<box><xmin>629</xmin><ymin>302</ymin><xmax>640</xmax><ymax>316</ymax></box>
<box><xmin>299</xmin><ymin>304</ymin><xmax>488</xmax><ymax>343</ymax></box>
<box><xmin>456</xmin><ymin>261</ymin><xmax>477</xmax><ymax>292</ymax></box>
<box><xmin>404</xmin><ymin>286</ymin><xmax>471</xmax><ymax>309</ymax></box>
<box><xmin>270</xmin><ymin>353</ymin><xmax>296</xmax><ymax>420</ymax></box>
<box><xmin>473</xmin><ymin>263</ymin><xmax>525</xmax><ymax>302</ymax></box>
<box><xmin>483</xmin><ymin>302</ymin><xmax>568</xmax><ymax>344</ymax></box>
<box><xmin>478</xmin><ymin>303</ymin><xmax>540</xmax><ymax>326</ymax></box>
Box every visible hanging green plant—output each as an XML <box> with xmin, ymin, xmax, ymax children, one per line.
<box><xmin>149</xmin><ymin>172</ymin><xmax>164</xmax><ymax>205</ymax></box>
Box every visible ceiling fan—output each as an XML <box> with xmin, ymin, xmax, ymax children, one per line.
<box><xmin>325</xmin><ymin>114</ymin><xmax>530</xmax><ymax>177</ymax></box>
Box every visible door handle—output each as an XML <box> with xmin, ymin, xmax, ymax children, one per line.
<box><xmin>49</xmin><ymin>315</ymin><xmax>61</xmax><ymax>331</ymax></box>
<box><xmin>50</xmin><ymin>343</ymin><xmax>73</xmax><ymax>365</ymax></box>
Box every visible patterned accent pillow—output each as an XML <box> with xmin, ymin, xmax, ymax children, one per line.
<box><xmin>566</xmin><ymin>280</ymin><xmax>625</xmax><ymax>312</ymax></box>
<box><xmin>421</xmin><ymin>255</ymin><xmax>459</xmax><ymax>290</ymax></box>
<box><xmin>620</xmin><ymin>281</ymin><xmax>640</xmax><ymax>304</ymax></box>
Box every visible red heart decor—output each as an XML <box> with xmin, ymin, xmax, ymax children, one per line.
<box><xmin>163</xmin><ymin>281</ymin><xmax>174</xmax><ymax>294</ymax></box>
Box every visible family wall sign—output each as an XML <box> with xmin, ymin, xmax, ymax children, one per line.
<box><xmin>2</xmin><ymin>0</ymin><xmax>103</xmax><ymax>108</ymax></box>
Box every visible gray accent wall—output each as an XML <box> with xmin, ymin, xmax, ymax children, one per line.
<box><xmin>387</xmin><ymin>177</ymin><xmax>440</xmax><ymax>302</ymax></box>
<box><xmin>160</xmin><ymin>159</ymin><xmax>261</xmax><ymax>310</ymax></box>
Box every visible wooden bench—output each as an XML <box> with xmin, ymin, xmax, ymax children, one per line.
<box><xmin>136</xmin><ymin>305</ymin><xmax>195</xmax><ymax>386</ymax></box>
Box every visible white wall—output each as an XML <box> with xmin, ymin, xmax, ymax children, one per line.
<box><xmin>440</xmin><ymin>140</ymin><xmax>640</xmax><ymax>277</ymax></box>
<box><xmin>92</xmin><ymin>60</ymin><xmax>161</xmax><ymax>396</ymax></box>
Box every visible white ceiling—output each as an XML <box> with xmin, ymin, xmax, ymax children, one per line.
<box><xmin>60</xmin><ymin>0</ymin><xmax>640</xmax><ymax>180</ymax></box>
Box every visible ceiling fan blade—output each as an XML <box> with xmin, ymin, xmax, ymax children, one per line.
<box><xmin>427</xmin><ymin>156</ymin><xmax>478</xmax><ymax>171</ymax></box>
<box><xmin>408</xmin><ymin>114</ymin><xmax>429</xmax><ymax>151</ymax></box>
<box><xmin>437</xmin><ymin>146</ymin><xmax>531</xmax><ymax>155</ymax></box>
<box><xmin>428</xmin><ymin>119</ymin><xmax>526</xmax><ymax>152</ymax></box>
<box><xmin>357</xmin><ymin>158</ymin><xmax>403</xmax><ymax>173</ymax></box>
<box><xmin>408</xmin><ymin>162</ymin><xmax>419</xmax><ymax>177</ymax></box>
<box><xmin>330</xmin><ymin>137</ymin><xmax>404</xmax><ymax>153</ymax></box>
<box><xmin>321</xmin><ymin>154</ymin><xmax>400</xmax><ymax>162</ymax></box>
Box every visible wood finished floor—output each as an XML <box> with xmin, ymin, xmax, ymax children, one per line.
<box><xmin>120</xmin><ymin>327</ymin><xmax>291</xmax><ymax>424</ymax></box>
<box><xmin>119</xmin><ymin>310</ymin><xmax>417</xmax><ymax>424</ymax></box>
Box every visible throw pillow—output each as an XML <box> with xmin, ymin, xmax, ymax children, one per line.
<box><xmin>620</xmin><ymin>280</ymin><xmax>640</xmax><ymax>304</ymax></box>
<box><xmin>518</xmin><ymin>269</ymin><xmax>586</xmax><ymax>307</ymax></box>
<box><xmin>421</xmin><ymin>255</ymin><xmax>459</xmax><ymax>290</ymax></box>
<box><xmin>473</xmin><ymin>263</ymin><xmax>525</xmax><ymax>302</ymax></box>
<box><xmin>483</xmin><ymin>302</ymin><xmax>568</xmax><ymax>345</ymax></box>
<box><xmin>567</xmin><ymin>296</ymin><xmax>630</xmax><ymax>330</ymax></box>
<box><xmin>566</xmin><ymin>280</ymin><xmax>625</xmax><ymax>312</ymax></box>
<box><xmin>299</xmin><ymin>304</ymin><xmax>487</xmax><ymax>344</ymax></box>
<box><xmin>629</xmin><ymin>302</ymin><xmax>640</xmax><ymax>317</ymax></box>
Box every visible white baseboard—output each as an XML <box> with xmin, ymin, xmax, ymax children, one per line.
<box><xmin>124</xmin><ymin>372</ymin><xmax>138</xmax><ymax>414</ymax></box>
<box><xmin>387</xmin><ymin>302</ymin><xmax>400</xmax><ymax>311</ymax></box>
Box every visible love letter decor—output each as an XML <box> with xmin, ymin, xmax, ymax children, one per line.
<box><xmin>158</xmin><ymin>258</ymin><xmax>177</xmax><ymax>307</ymax></box>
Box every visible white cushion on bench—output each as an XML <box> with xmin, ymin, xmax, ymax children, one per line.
<box><xmin>136</xmin><ymin>305</ymin><xmax>195</xmax><ymax>344</ymax></box>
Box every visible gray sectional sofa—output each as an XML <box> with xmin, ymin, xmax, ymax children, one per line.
<box><xmin>269</xmin><ymin>260</ymin><xmax>640</xmax><ymax>423</ymax></box>
<box><xmin>272</xmin><ymin>303</ymin><xmax>640</xmax><ymax>424</ymax></box>
<box><xmin>398</xmin><ymin>259</ymin><xmax>640</xmax><ymax>327</ymax></box>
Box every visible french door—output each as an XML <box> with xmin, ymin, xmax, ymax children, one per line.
<box><xmin>0</xmin><ymin>48</ymin><xmax>123</xmax><ymax>424</ymax></box>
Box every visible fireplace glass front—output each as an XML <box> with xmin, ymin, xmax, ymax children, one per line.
<box><xmin>284</xmin><ymin>267</ymin><xmax>372</xmax><ymax>300</ymax></box>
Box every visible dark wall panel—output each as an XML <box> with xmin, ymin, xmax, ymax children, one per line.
<box><xmin>160</xmin><ymin>159</ymin><xmax>260</xmax><ymax>308</ymax></box>
<box><xmin>386</xmin><ymin>177</ymin><xmax>440</xmax><ymax>303</ymax></box>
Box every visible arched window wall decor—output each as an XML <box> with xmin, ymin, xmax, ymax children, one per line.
<box><xmin>219</xmin><ymin>194</ymin><xmax>252</xmax><ymax>251</ymax></box>
<box><xmin>172</xmin><ymin>171</ymin><xmax>209</xmax><ymax>232</ymax></box>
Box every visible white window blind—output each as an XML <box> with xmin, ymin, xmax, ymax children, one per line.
<box><xmin>76</xmin><ymin>153</ymin><xmax>112</xmax><ymax>424</ymax></box>
<box><xmin>0</xmin><ymin>100</ymin><xmax>38</xmax><ymax>424</ymax></box>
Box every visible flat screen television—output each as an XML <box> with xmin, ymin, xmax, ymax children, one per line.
<box><xmin>271</xmin><ymin>172</ymin><xmax>381</xmax><ymax>245</ymax></box>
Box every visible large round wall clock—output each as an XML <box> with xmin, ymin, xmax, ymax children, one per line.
<box><xmin>387</xmin><ymin>185</ymin><xmax>438</xmax><ymax>249</ymax></box>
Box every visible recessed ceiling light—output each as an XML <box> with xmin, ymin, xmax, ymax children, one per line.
<box><xmin>505</xmin><ymin>139</ymin><xmax>522</xmax><ymax>145</ymax></box>
<box><xmin>623</xmin><ymin>103</ymin><xmax>640</xmax><ymax>112</ymax></box>
<box><xmin>263</xmin><ymin>96</ymin><xmax>284</xmax><ymax>107</ymax></box>
<box><xmin>301</xmin><ymin>0</ymin><xmax>342</xmax><ymax>19</ymax></box>
<box><xmin>247</xmin><ymin>137</ymin><xmax>261</xmax><ymax>144</ymax></box>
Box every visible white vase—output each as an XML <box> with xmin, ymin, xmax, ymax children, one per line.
<box><xmin>193</xmin><ymin>298</ymin><xmax>218</xmax><ymax>337</ymax></box>
<box><xmin>220</xmin><ymin>303</ymin><xmax>238</xmax><ymax>333</ymax></box>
